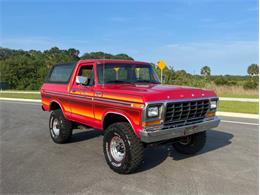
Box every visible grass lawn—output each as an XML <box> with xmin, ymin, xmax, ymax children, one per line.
<box><xmin>218</xmin><ymin>101</ymin><xmax>259</xmax><ymax>114</ymax></box>
<box><xmin>0</xmin><ymin>93</ymin><xmax>41</xmax><ymax>99</ymax></box>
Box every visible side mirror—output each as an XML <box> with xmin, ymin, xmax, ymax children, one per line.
<box><xmin>76</xmin><ymin>76</ymin><xmax>88</xmax><ymax>85</ymax></box>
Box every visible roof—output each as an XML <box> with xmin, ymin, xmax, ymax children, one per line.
<box><xmin>78</xmin><ymin>59</ymin><xmax>148</xmax><ymax>64</ymax></box>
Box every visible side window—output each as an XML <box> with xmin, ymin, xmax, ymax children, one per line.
<box><xmin>48</xmin><ymin>64</ymin><xmax>74</xmax><ymax>83</ymax></box>
<box><xmin>78</xmin><ymin>65</ymin><xmax>94</xmax><ymax>86</ymax></box>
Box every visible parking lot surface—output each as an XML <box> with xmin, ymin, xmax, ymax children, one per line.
<box><xmin>0</xmin><ymin>100</ymin><xmax>258</xmax><ymax>194</ymax></box>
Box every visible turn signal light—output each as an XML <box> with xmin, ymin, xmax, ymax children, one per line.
<box><xmin>207</xmin><ymin>111</ymin><xmax>216</xmax><ymax>117</ymax></box>
<box><xmin>142</xmin><ymin>119</ymin><xmax>161</xmax><ymax>126</ymax></box>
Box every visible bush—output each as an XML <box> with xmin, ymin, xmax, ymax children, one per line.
<box><xmin>213</xmin><ymin>76</ymin><xmax>238</xmax><ymax>86</ymax></box>
<box><xmin>243</xmin><ymin>80</ymin><xmax>258</xmax><ymax>89</ymax></box>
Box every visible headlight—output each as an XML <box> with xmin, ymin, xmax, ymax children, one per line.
<box><xmin>147</xmin><ymin>106</ymin><xmax>159</xmax><ymax>117</ymax></box>
<box><xmin>210</xmin><ymin>100</ymin><xmax>217</xmax><ymax>109</ymax></box>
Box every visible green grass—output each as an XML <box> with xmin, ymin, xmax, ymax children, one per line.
<box><xmin>0</xmin><ymin>93</ymin><xmax>41</xmax><ymax>99</ymax></box>
<box><xmin>218</xmin><ymin>101</ymin><xmax>259</xmax><ymax>114</ymax></box>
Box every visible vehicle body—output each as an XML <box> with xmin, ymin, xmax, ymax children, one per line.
<box><xmin>41</xmin><ymin>59</ymin><xmax>220</xmax><ymax>173</ymax></box>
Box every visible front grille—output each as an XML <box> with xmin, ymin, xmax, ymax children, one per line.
<box><xmin>164</xmin><ymin>99</ymin><xmax>210</xmax><ymax>128</ymax></box>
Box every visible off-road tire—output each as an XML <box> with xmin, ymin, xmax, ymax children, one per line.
<box><xmin>172</xmin><ymin>131</ymin><xmax>206</xmax><ymax>155</ymax></box>
<box><xmin>49</xmin><ymin>109</ymin><xmax>73</xmax><ymax>144</ymax></box>
<box><xmin>103</xmin><ymin>122</ymin><xmax>144</xmax><ymax>174</ymax></box>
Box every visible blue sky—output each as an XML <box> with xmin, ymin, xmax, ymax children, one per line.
<box><xmin>1</xmin><ymin>0</ymin><xmax>258</xmax><ymax>75</ymax></box>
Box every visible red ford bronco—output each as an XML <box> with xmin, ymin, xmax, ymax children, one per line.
<box><xmin>41</xmin><ymin>59</ymin><xmax>220</xmax><ymax>174</ymax></box>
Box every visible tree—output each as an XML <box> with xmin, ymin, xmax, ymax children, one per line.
<box><xmin>247</xmin><ymin>64</ymin><xmax>259</xmax><ymax>76</ymax></box>
<box><xmin>200</xmin><ymin>66</ymin><xmax>211</xmax><ymax>76</ymax></box>
<box><xmin>0</xmin><ymin>47</ymin><xmax>135</xmax><ymax>90</ymax></box>
<box><xmin>80</xmin><ymin>51</ymin><xmax>133</xmax><ymax>60</ymax></box>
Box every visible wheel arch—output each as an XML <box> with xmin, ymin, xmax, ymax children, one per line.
<box><xmin>49</xmin><ymin>100</ymin><xmax>65</xmax><ymax>113</ymax></box>
<box><xmin>102</xmin><ymin>112</ymin><xmax>137</xmax><ymax>135</ymax></box>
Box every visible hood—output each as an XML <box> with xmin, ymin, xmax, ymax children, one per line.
<box><xmin>101</xmin><ymin>84</ymin><xmax>217</xmax><ymax>102</ymax></box>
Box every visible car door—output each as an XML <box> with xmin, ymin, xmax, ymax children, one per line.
<box><xmin>69</xmin><ymin>63</ymin><xmax>95</xmax><ymax>124</ymax></box>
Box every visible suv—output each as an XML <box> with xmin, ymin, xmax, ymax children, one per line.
<box><xmin>41</xmin><ymin>59</ymin><xmax>220</xmax><ymax>174</ymax></box>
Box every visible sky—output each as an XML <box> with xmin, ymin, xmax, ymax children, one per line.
<box><xmin>0</xmin><ymin>0</ymin><xmax>259</xmax><ymax>75</ymax></box>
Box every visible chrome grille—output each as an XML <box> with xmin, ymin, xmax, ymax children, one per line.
<box><xmin>164</xmin><ymin>99</ymin><xmax>210</xmax><ymax>128</ymax></box>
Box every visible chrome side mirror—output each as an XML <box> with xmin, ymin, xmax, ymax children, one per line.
<box><xmin>76</xmin><ymin>76</ymin><xmax>88</xmax><ymax>85</ymax></box>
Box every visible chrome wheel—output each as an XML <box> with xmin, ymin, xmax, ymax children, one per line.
<box><xmin>109</xmin><ymin>135</ymin><xmax>126</xmax><ymax>162</ymax></box>
<box><xmin>52</xmin><ymin>118</ymin><xmax>60</xmax><ymax>136</ymax></box>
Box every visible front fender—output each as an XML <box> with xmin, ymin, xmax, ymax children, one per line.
<box><xmin>102</xmin><ymin>109</ymin><xmax>143</xmax><ymax>137</ymax></box>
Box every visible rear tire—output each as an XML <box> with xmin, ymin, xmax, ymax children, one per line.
<box><xmin>49</xmin><ymin>109</ymin><xmax>73</xmax><ymax>144</ymax></box>
<box><xmin>103</xmin><ymin>122</ymin><xmax>144</xmax><ymax>174</ymax></box>
<box><xmin>172</xmin><ymin>131</ymin><xmax>206</xmax><ymax>155</ymax></box>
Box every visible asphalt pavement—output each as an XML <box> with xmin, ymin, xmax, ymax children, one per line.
<box><xmin>0</xmin><ymin>100</ymin><xmax>258</xmax><ymax>194</ymax></box>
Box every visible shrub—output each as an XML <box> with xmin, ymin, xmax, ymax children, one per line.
<box><xmin>243</xmin><ymin>80</ymin><xmax>258</xmax><ymax>89</ymax></box>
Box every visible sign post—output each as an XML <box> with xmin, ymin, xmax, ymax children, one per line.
<box><xmin>157</xmin><ymin>59</ymin><xmax>167</xmax><ymax>83</ymax></box>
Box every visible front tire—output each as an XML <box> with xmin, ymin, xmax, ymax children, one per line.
<box><xmin>49</xmin><ymin>109</ymin><xmax>73</xmax><ymax>144</ymax></box>
<box><xmin>172</xmin><ymin>131</ymin><xmax>206</xmax><ymax>155</ymax></box>
<box><xmin>103</xmin><ymin>122</ymin><xmax>144</xmax><ymax>174</ymax></box>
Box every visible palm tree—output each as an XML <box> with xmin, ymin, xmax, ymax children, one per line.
<box><xmin>200</xmin><ymin>66</ymin><xmax>211</xmax><ymax>77</ymax></box>
<box><xmin>247</xmin><ymin>64</ymin><xmax>259</xmax><ymax>76</ymax></box>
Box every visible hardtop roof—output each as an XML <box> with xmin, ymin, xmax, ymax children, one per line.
<box><xmin>78</xmin><ymin>59</ymin><xmax>149</xmax><ymax>64</ymax></box>
<box><xmin>52</xmin><ymin>59</ymin><xmax>149</xmax><ymax>67</ymax></box>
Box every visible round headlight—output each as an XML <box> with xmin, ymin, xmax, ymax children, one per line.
<box><xmin>147</xmin><ymin>106</ymin><xmax>159</xmax><ymax>117</ymax></box>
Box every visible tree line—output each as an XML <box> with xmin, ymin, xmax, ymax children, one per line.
<box><xmin>0</xmin><ymin>47</ymin><xmax>258</xmax><ymax>90</ymax></box>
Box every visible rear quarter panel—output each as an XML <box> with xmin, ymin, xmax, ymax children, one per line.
<box><xmin>41</xmin><ymin>83</ymin><xmax>71</xmax><ymax>118</ymax></box>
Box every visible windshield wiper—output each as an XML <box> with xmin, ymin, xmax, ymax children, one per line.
<box><xmin>134</xmin><ymin>80</ymin><xmax>161</xmax><ymax>84</ymax></box>
<box><xmin>105</xmin><ymin>80</ymin><xmax>133</xmax><ymax>84</ymax></box>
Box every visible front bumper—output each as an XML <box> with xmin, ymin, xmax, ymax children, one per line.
<box><xmin>140</xmin><ymin>117</ymin><xmax>220</xmax><ymax>143</ymax></box>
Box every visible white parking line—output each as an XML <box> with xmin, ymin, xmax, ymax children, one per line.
<box><xmin>221</xmin><ymin>120</ymin><xmax>259</xmax><ymax>126</ymax></box>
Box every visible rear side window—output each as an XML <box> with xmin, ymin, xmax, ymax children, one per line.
<box><xmin>46</xmin><ymin>63</ymin><xmax>75</xmax><ymax>83</ymax></box>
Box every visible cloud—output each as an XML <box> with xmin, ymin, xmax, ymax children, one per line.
<box><xmin>132</xmin><ymin>41</ymin><xmax>259</xmax><ymax>75</ymax></box>
<box><xmin>1</xmin><ymin>37</ymin><xmax>62</xmax><ymax>50</ymax></box>
<box><xmin>0</xmin><ymin>36</ymin><xmax>89</xmax><ymax>51</ymax></box>
<box><xmin>1</xmin><ymin>36</ymin><xmax>258</xmax><ymax>75</ymax></box>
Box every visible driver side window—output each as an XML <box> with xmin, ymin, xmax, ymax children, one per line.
<box><xmin>78</xmin><ymin>65</ymin><xmax>94</xmax><ymax>86</ymax></box>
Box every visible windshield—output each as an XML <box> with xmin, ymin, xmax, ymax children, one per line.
<box><xmin>97</xmin><ymin>63</ymin><xmax>161</xmax><ymax>84</ymax></box>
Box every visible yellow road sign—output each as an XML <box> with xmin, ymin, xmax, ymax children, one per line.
<box><xmin>158</xmin><ymin>59</ymin><xmax>167</xmax><ymax>70</ymax></box>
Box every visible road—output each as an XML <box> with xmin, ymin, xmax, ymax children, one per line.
<box><xmin>0</xmin><ymin>100</ymin><xmax>258</xmax><ymax>194</ymax></box>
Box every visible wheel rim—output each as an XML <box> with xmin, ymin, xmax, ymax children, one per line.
<box><xmin>52</xmin><ymin>118</ymin><xmax>60</xmax><ymax>136</ymax></box>
<box><xmin>109</xmin><ymin>135</ymin><xmax>126</xmax><ymax>162</ymax></box>
<box><xmin>178</xmin><ymin>136</ymin><xmax>192</xmax><ymax>145</ymax></box>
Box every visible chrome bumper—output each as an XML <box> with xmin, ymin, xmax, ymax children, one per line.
<box><xmin>140</xmin><ymin>117</ymin><xmax>221</xmax><ymax>143</ymax></box>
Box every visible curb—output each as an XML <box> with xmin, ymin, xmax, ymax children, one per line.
<box><xmin>0</xmin><ymin>97</ymin><xmax>41</xmax><ymax>102</ymax></box>
<box><xmin>219</xmin><ymin>97</ymin><xmax>258</xmax><ymax>102</ymax></box>
<box><xmin>0</xmin><ymin>97</ymin><xmax>258</xmax><ymax>119</ymax></box>
<box><xmin>0</xmin><ymin>91</ymin><xmax>40</xmax><ymax>94</ymax></box>
<box><xmin>217</xmin><ymin>111</ymin><xmax>258</xmax><ymax>119</ymax></box>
